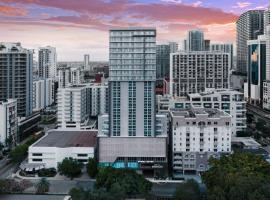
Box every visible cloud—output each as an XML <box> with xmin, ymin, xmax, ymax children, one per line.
<box><xmin>192</xmin><ymin>1</ymin><xmax>203</xmax><ymax>7</ymax></box>
<box><xmin>233</xmin><ymin>2</ymin><xmax>252</xmax><ymax>9</ymax></box>
<box><xmin>0</xmin><ymin>5</ymin><xmax>27</xmax><ymax>16</ymax></box>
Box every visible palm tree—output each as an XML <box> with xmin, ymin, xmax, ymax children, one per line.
<box><xmin>35</xmin><ymin>178</ymin><xmax>50</xmax><ymax>194</ymax></box>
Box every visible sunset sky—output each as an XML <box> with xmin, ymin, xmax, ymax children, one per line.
<box><xmin>0</xmin><ymin>0</ymin><xmax>268</xmax><ymax>61</ymax></box>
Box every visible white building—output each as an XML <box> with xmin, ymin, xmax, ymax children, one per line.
<box><xmin>170</xmin><ymin>51</ymin><xmax>230</xmax><ymax>97</ymax></box>
<box><xmin>28</xmin><ymin>130</ymin><xmax>97</xmax><ymax>169</ymax></box>
<box><xmin>86</xmin><ymin>83</ymin><xmax>108</xmax><ymax>117</ymax></box>
<box><xmin>58</xmin><ymin>67</ymin><xmax>71</xmax><ymax>88</ymax></box>
<box><xmin>84</xmin><ymin>54</ymin><xmax>90</xmax><ymax>71</ymax></box>
<box><xmin>0</xmin><ymin>99</ymin><xmax>17</xmax><ymax>147</ymax></box>
<box><xmin>210</xmin><ymin>43</ymin><xmax>233</xmax><ymax>69</ymax></box>
<box><xmin>33</xmin><ymin>78</ymin><xmax>54</xmax><ymax>111</ymax></box>
<box><xmin>263</xmin><ymin>25</ymin><xmax>270</xmax><ymax>110</ymax></box>
<box><xmin>71</xmin><ymin>67</ymin><xmax>81</xmax><ymax>85</ymax></box>
<box><xmin>170</xmin><ymin>106</ymin><xmax>232</xmax><ymax>175</ymax></box>
<box><xmin>157</xmin><ymin>89</ymin><xmax>246</xmax><ymax>136</ymax></box>
<box><xmin>38</xmin><ymin>46</ymin><xmax>57</xmax><ymax>79</ymax></box>
<box><xmin>57</xmin><ymin>85</ymin><xmax>88</xmax><ymax>129</ymax></box>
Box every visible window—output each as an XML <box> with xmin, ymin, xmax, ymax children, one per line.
<box><xmin>32</xmin><ymin>159</ymin><xmax>42</xmax><ymax>162</ymax></box>
<box><xmin>32</xmin><ymin>153</ymin><xmax>42</xmax><ymax>156</ymax></box>
<box><xmin>77</xmin><ymin>154</ymin><xmax>88</xmax><ymax>157</ymax></box>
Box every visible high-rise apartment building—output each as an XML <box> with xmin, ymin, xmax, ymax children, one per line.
<box><xmin>264</xmin><ymin>6</ymin><xmax>270</xmax><ymax>34</ymax></box>
<box><xmin>71</xmin><ymin>67</ymin><xmax>81</xmax><ymax>85</ymax></box>
<box><xmin>211</xmin><ymin>43</ymin><xmax>234</xmax><ymax>69</ymax></box>
<box><xmin>186</xmin><ymin>30</ymin><xmax>205</xmax><ymax>51</ymax></box>
<box><xmin>156</xmin><ymin>44</ymin><xmax>170</xmax><ymax>79</ymax></box>
<box><xmin>236</xmin><ymin>10</ymin><xmax>264</xmax><ymax>74</ymax></box>
<box><xmin>98</xmin><ymin>28</ymin><xmax>167</xmax><ymax>171</ymax></box>
<box><xmin>170</xmin><ymin>51</ymin><xmax>230</xmax><ymax>97</ymax></box>
<box><xmin>86</xmin><ymin>83</ymin><xmax>109</xmax><ymax>117</ymax></box>
<box><xmin>0</xmin><ymin>99</ymin><xmax>17</xmax><ymax>147</ymax></box>
<box><xmin>0</xmin><ymin>43</ymin><xmax>33</xmax><ymax>117</ymax></box>
<box><xmin>33</xmin><ymin>78</ymin><xmax>54</xmax><ymax>111</ymax></box>
<box><xmin>169</xmin><ymin>42</ymin><xmax>178</xmax><ymax>53</ymax></box>
<box><xmin>58</xmin><ymin>66</ymin><xmax>71</xmax><ymax>88</ymax></box>
<box><xmin>245</xmin><ymin>35</ymin><xmax>266</xmax><ymax>105</ymax></box>
<box><xmin>109</xmin><ymin>28</ymin><xmax>156</xmax><ymax>137</ymax></box>
<box><xmin>38</xmin><ymin>46</ymin><xmax>57</xmax><ymax>79</ymax></box>
<box><xmin>57</xmin><ymin>85</ymin><xmax>88</xmax><ymax>129</ymax></box>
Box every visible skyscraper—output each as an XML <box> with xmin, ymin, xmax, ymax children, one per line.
<box><xmin>98</xmin><ymin>28</ymin><xmax>167</xmax><ymax>170</ymax></box>
<box><xmin>109</xmin><ymin>28</ymin><xmax>156</xmax><ymax>137</ymax></box>
<box><xmin>0</xmin><ymin>43</ymin><xmax>33</xmax><ymax>117</ymax></box>
<box><xmin>186</xmin><ymin>30</ymin><xmax>205</xmax><ymax>51</ymax></box>
<box><xmin>156</xmin><ymin>44</ymin><xmax>170</xmax><ymax>79</ymax></box>
<box><xmin>264</xmin><ymin>6</ymin><xmax>270</xmax><ymax>34</ymax></box>
<box><xmin>236</xmin><ymin>10</ymin><xmax>264</xmax><ymax>74</ymax></box>
<box><xmin>38</xmin><ymin>46</ymin><xmax>57</xmax><ymax>79</ymax></box>
<box><xmin>84</xmin><ymin>54</ymin><xmax>90</xmax><ymax>71</ymax></box>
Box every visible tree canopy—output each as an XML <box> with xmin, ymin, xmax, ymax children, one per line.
<box><xmin>86</xmin><ymin>158</ymin><xmax>98</xmax><ymax>178</ymax></box>
<box><xmin>202</xmin><ymin>152</ymin><xmax>270</xmax><ymax>200</ymax></box>
<box><xmin>174</xmin><ymin>179</ymin><xmax>200</xmax><ymax>200</ymax></box>
<box><xmin>58</xmin><ymin>157</ymin><xmax>83</xmax><ymax>179</ymax></box>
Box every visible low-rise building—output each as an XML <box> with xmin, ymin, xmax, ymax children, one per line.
<box><xmin>170</xmin><ymin>106</ymin><xmax>232</xmax><ymax>176</ymax></box>
<box><xmin>28</xmin><ymin>130</ymin><xmax>97</xmax><ymax>169</ymax></box>
<box><xmin>0</xmin><ymin>99</ymin><xmax>17</xmax><ymax>147</ymax></box>
<box><xmin>157</xmin><ymin>89</ymin><xmax>246</xmax><ymax>136</ymax></box>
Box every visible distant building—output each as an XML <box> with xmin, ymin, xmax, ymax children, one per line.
<box><xmin>264</xmin><ymin>6</ymin><xmax>270</xmax><ymax>34</ymax></box>
<box><xmin>170</xmin><ymin>51</ymin><xmax>230</xmax><ymax>96</ymax></box>
<box><xmin>57</xmin><ymin>85</ymin><xmax>88</xmax><ymax>129</ymax></box>
<box><xmin>157</xmin><ymin>89</ymin><xmax>246</xmax><ymax>136</ymax></box>
<box><xmin>28</xmin><ymin>130</ymin><xmax>97</xmax><ymax>168</ymax></box>
<box><xmin>186</xmin><ymin>30</ymin><xmax>205</xmax><ymax>51</ymax></box>
<box><xmin>170</xmin><ymin>106</ymin><xmax>231</xmax><ymax>176</ymax></box>
<box><xmin>84</xmin><ymin>54</ymin><xmax>90</xmax><ymax>71</ymax></box>
<box><xmin>33</xmin><ymin>78</ymin><xmax>54</xmax><ymax>111</ymax></box>
<box><xmin>0</xmin><ymin>42</ymin><xmax>33</xmax><ymax>117</ymax></box>
<box><xmin>236</xmin><ymin>10</ymin><xmax>264</xmax><ymax>74</ymax></box>
<box><xmin>204</xmin><ymin>40</ymin><xmax>210</xmax><ymax>51</ymax></box>
<box><xmin>85</xmin><ymin>83</ymin><xmax>109</xmax><ymax>117</ymax></box>
<box><xmin>156</xmin><ymin>44</ymin><xmax>170</xmax><ymax>79</ymax></box>
<box><xmin>71</xmin><ymin>67</ymin><xmax>81</xmax><ymax>85</ymax></box>
<box><xmin>211</xmin><ymin>43</ymin><xmax>234</xmax><ymax>69</ymax></box>
<box><xmin>38</xmin><ymin>46</ymin><xmax>57</xmax><ymax>79</ymax></box>
<box><xmin>245</xmin><ymin>35</ymin><xmax>266</xmax><ymax>105</ymax></box>
<box><xmin>0</xmin><ymin>99</ymin><xmax>17</xmax><ymax>147</ymax></box>
<box><xmin>169</xmin><ymin>42</ymin><xmax>178</xmax><ymax>53</ymax></box>
<box><xmin>58</xmin><ymin>66</ymin><xmax>71</xmax><ymax>88</ymax></box>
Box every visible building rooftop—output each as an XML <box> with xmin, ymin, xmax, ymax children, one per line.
<box><xmin>170</xmin><ymin>107</ymin><xmax>230</xmax><ymax>119</ymax></box>
<box><xmin>33</xmin><ymin>130</ymin><xmax>97</xmax><ymax>148</ymax></box>
<box><xmin>0</xmin><ymin>42</ymin><xmax>32</xmax><ymax>53</ymax></box>
<box><xmin>232</xmin><ymin>137</ymin><xmax>261</xmax><ymax>149</ymax></box>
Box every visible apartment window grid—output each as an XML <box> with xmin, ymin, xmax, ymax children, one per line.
<box><xmin>144</xmin><ymin>81</ymin><xmax>152</xmax><ymax>136</ymax></box>
<box><xmin>112</xmin><ymin>82</ymin><xmax>121</xmax><ymax>136</ymax></box>
<box><xmin>128</xmin><ymin>82</ymin><xmax>136</xmax><ymax>136</ymax></box>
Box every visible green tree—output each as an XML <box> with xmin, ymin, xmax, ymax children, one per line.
<box><xmin>86</xmin><ymin>158</ymin><xmax>98</xmax><ymax>178</ymax></box>
<box><xmin>58</xmin><ymin>157</ymin><xmax>82</xmax><ymax>179</ymax></box>
<box><xmin>9</xmin><ymin>144</ymin><xmax>28</xmax><ymax>163</ymax></box>
<box><xmin>35</xmin><ymin>178</ymin><xmax>50</xmax><ymax>194</ymax></box>
<box><xmin>203</xmin><ymin>152</ymin><xmax>270</xmax><ymax>200</ymax></box>
<box><xmin>173</xmin><ymin>179</ymin><xmax>200</xmax><ymax>200</ymax></box>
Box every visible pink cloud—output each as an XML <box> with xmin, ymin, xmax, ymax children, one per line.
<box><xmin>0</xmin><ymin>5</ymin><xmax>27</xmax><ymax>16</ymax></box>
<box><xmin>233</xmin><ymin>2</ymin><xmax>252</xmax><ymax>9</ymax></box>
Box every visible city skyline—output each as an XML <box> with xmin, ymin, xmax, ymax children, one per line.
<box><xmin>0</xmin><ymin>0</ymin><xmax>268</xmax><ymax>61</ymax></box>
